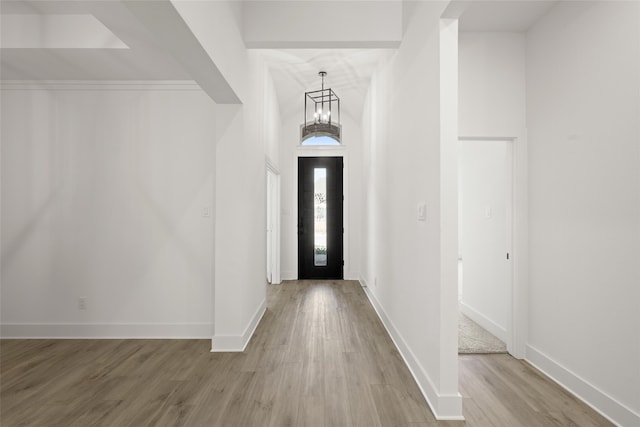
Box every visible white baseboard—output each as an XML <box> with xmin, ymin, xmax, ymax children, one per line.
<box><xmin>526</xmin><ymin>344</ymin><xmax>639</xmax><ymax>427</ymax></box>
<box><xmin>281</xmin><ymin>271</ymin><xmax>296</xmax><ymax>281</ymax></box>
<box><xmin>0</xmin><ymin>322</ymin><xmax>212</xmax><ymax>339</ymax></box>
<box><xmin>360</xmin><ymin>280</ymin><xmax>464</xmax><ymax>420</ymax></box>
<box><xmin>459</xmin><ymin>301</ymin><xmax>507</xmax><ymax>342</ymax></box>
<box><xmin>279</xmin><ymin>272</ymin><xmax>360</xmax><ymax>281</ymax></box>
<box><xmin>211</xmin><ymin>299</ymin><xmax>266</xmax><ymax>352</ymax></box>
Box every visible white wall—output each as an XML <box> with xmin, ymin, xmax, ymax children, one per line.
<box><xmin>264</xmin><ymin>74</ymin><xmax>282</xmax><ymax>167</ymax></box>
<box><xmin>172</xmin><ymin>0</ymin><xmax>248</xmax><ymax>103</ymax></box>
<box><xmin>526</xmin><ymin>2</ymin><xmax>640</xmax><ymax>425</ymax></box>
<box><xmin>1</xmin><ymin>82</ymin><xmax>216</xmax><ymax>338</ymax></box>
<box><xmin>458</xmin><ymin>31</ymin><xmax>529</xmax><ymax>356</ymax></box>
<box><xmin>279</xmin><ymin>112</ymin><xmax>362</xmax><ymax>281</ymax></box>
<box><xmin>360</xmin><ymin>2</ymin><xmax>461</xmax><ymax>419</ymax></box>
<box><xmin>458</xmin><ymin>32</ymin><xmax>526</xmax><ymax>138</ymax></box>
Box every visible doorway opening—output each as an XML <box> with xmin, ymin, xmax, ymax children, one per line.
<box><xmin>297</xmin><ymin>156</ymin><xmax>344</xmax><ymax>280</ymax></box>
<box><xmin>458</xmin><ymin>138</ymin><xmax>513</xmax><ymax>354</ymax></box>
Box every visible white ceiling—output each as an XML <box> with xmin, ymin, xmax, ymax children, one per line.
<box><xmin>263</xmin><ymin>1</ymin><xmax>560</xmax><ymax>122</ymax></box>
<box><xmin>459</xmin><ymin>1</ymin><xmax>558</xmax><ymax>32</ymax></box>
<box><xmin>0</xmin><ymin>0</ymin><xmax>192</xmax><ymax>81</ymax></box>
<box><xmin>260</xmin><ymin>49</ymin><xmax>394</xmax><ymax>121</ymax></box>
<box><xmin>1</xmin><ymin>0</ymin><xmax>560</xmax><ymax>114</ymax></box>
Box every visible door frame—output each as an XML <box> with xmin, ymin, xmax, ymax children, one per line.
<box><xmin>458</xmin><ymin>136</ymin><xmax>527</xmax><ymax>358</ymax></box>
<box><xmin>293</xmin><ymin>147</ymin><xmax>349</xmax><ymax>280</ymax></box>
<box><xmin>266</xmin><ymin>159</ymin><xmax>281</xmax><ymax>284</ymax></box>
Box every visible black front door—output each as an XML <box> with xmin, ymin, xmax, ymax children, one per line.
<box><xmin>298</xmin><ymin>157</ymin><xmax>343</xmax><ymax>279</ymax></box>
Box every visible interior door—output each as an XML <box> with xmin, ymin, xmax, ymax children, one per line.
<box><xmin>298</xmin><ymin>157</ymin><xmax>343</xmax><ymax>279</ymax></box>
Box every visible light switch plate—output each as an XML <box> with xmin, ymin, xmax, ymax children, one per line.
<box><xmin>417</xmin><ymin>203</ymin><xmax>427</xmax><ymax>221</ymax></box>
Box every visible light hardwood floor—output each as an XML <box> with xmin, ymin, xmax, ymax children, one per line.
<box><xmin>1</xmin><ymin>280</ymin><xmax>612</xmax><ymax>426</ymax></box>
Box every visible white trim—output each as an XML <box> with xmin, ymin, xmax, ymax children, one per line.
<box><xmin>210</xmin><ymin>300</ymin><xmax>266</xmax><ymax>352</ymax></box>
<box><xmin>281</xmin><ymin>270</ymin><xmax>296</xmax><ymax>281</ymax></box>
<box><xmin>266</xmin><ymin>162</ymin><xmax>282</xmax><ymax>285</ymax></box>
<box><xmin>526</xmin><ymin>345</ymin><xmax>639</xmax><ymax>427</ymax></box>
<box><xmin>511</xmin><ymin>133</ymin><xmax>528</xmax><ymax>359</ymax></box>
<box><xmin>0</xmin><ymin>80</ymin><xmax>201</xmax><ymax>91</ymax></box>
<box><xmin>361</xmin><ymin>281</ymin><xmax>464</xmax><ymax>421</ymax></box>
<box><xmin>440</xmin><ymin>19</ymin><xmax>461</xmax><ymax>420</ymax></box>
<box><xmin>459</xmin><ymin>301</ymin><xmax>507</xmax><ymax>342</ymax></box>
<box><xmin>344</xmin><ymin>272</ymin><xmax>360</xmax><ymax>281</ymax></box>
<box><xmin>296</xmin><ymin>146</ymin><xmax>348</xmax><ymax>154</ymax></box>
<box><xmin>293</xmin><ymin>148</ymin><xmax>350</xmax><ymax>280</ymax></box>
<box><xmin>266</xmin><ymin>156</ymin><xmax>280</xmax><ymax>175</ymax></box>
<box><xmin>0</xmin><ymin>323</ymin><xmax>212</xmax><ymax>339</ymax></box>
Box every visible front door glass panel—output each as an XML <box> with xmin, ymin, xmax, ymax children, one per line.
<box><xmin>314</xmin><ymin>168</ymin><xmax>327</xmax><ymax>266</ymax></box>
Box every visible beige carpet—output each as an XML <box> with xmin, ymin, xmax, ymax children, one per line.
<box><xmin>458</xmin><ymin>312</ymin><xmax>507</xmax><ymax>354</ymax></box>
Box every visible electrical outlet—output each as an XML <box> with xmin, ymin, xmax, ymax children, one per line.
<box><xmin>78</xmin><ymin>297</ymin><xmax>87</xmax><ymax>310</ymax></box>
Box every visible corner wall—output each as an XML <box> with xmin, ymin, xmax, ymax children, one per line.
<box><xmin>526</xmin><ymin>2</ymin><xmax>640</xmax><ymax>425</ymax></box>
<box><xmin>212</xmin><ymin>52</ymin><xmax>281</xmax><ymax>350</ymax></box>
<box><xmin>174</xmin><ymin>1</ymin><xmax>282</xmax><ymax>351</ymax></box>
<box><xmin>360</xmin><ymin>2</ymin><xmax>462</xmax><ymax>419</ymax></box>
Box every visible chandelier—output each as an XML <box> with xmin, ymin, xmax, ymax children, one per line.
<box><xmin>301</xmin><ymin>71</ymin><xmax>341</xmax><ymax>142</ymax></box>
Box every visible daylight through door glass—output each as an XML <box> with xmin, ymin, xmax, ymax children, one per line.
<box><xmin>314</xmin><ymin>168</ymin><xmax>327</xmax><ymax>266</ymax></box>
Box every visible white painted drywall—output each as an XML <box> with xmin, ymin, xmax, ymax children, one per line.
<box><xmin>264</xmin><ymin>73</ymin><xmax>282</xmax><ymax>167</ymax></box>
<box><xmin>458</xmin><ymin>140</ymin><xmax>509</xmax><ymax>341</ymax></box>
<box><xmin>1</xmin><ymin>83</ymin><xmax>216</xmax><ymax>337</ymax></box>
<box><xmin>360</xmin><ymin>2</ymin><xmax>461</xmax><ymax>419</ymax></box>
<box><xmin>279</xmin><ymin>112</ymin><xmax>362</xmax><ymax>281</ymax></box>
<box><xmin>458</xmin><ymin>32</ymin><xmax>526</xmax><ymax>138</ymax></box>
<box><xmin>172</xmin><ymin>0</ymin><xmax>248</xmax><ymax>103</ymax></box>
<box><xmin>526</xmin><ymin>2</ymin><xmax>640</xmax><ymax>425</ymax></box>
<box><xmin>242</xmin><ymin>0</ymin><xmax>402</xmax><ymax>48</ymax></box>
<box><xmin>1</xmin><ymin>14</ymin><xmax>128</xmax><ymax>49</ymax></box>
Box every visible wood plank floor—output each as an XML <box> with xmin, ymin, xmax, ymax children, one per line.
<box><xmin>1</xmin><ymin>280</ymin><xmax>613</xmax><ymax>426</ymax></box>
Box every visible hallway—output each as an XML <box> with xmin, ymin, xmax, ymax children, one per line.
<box><xmin>0</xmin><ymin>281</ymin><xmax>613</xmax><ymax>426</ymax></box>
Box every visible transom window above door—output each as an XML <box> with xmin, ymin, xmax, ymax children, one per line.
<box><xmin>301</xmin><ymin>135</ymin><xmax>341</xmax><ymax>146</ymax></box>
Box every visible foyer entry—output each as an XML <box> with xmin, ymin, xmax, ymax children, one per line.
<box><xmin>298</xmin><ymin>157</ymin><xmax>343</xmax><ymax>279</ymax></box>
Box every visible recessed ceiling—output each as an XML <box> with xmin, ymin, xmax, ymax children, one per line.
<box><xmin>0</xmin><ymin>0</ymin><xmax>192</xmax><ymax>81</ymax></box>
<box><xmin>1</xmin><ymin>14</ymin><xmax>128</xmax><ymax>49</ymax></box>
<box><xmin>261</xmin><ymin>2</ymin><xmax>560</xmax><ymax>122</ymax></box>
<box><xmin>1</xmin><ymin>0</ymin><xmax>562</xmax><ymax>107</ymax></box>
<box><xmin>459</xmin><ymin>1</ymin><xmax>559</xmax><ymax>32</ymax></box>
<box><xmin>260</xmin><ymin>49</ymin><xmax>394</xmax><ymax>122</ymax></box>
